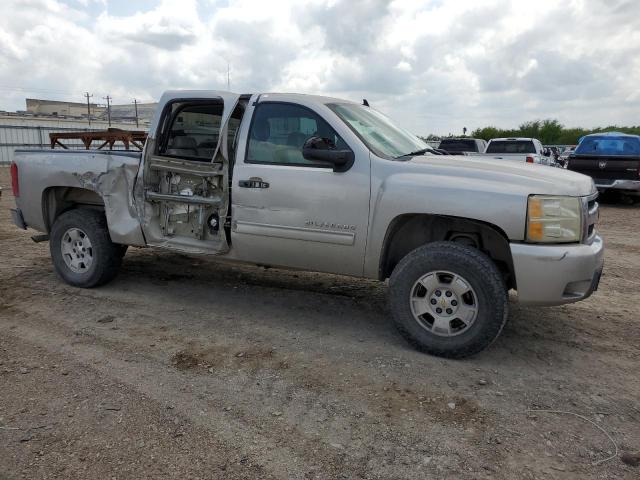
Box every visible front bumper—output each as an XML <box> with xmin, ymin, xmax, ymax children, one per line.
<box><xmin>510</xmin><ymin>234</ymin><xmax>604</xmax><ymax>306</ymax></box>
<box><xmin>595</xmin><ymin>179</ymin><xmax>640</xmax><ymax>192</ymax></box>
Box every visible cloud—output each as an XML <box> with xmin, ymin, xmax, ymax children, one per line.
<box><xmin>0</xmin><ymin>0</ymin><xmax>639</xmax><ymax>135</ymax></box>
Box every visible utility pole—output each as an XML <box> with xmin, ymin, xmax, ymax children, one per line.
<box><xmin>132</xmin><ymin>98</ymin><xmax>139</xmax><ymax>128</ymax></box>
<box><xmin>103</xmin><ymin>95</ymin><xmax>112</xmax><ymax>127</ymax></box>
<box><xmin>84</xmin><ymin>92</ymin><xmax>93</xmax><ymax>126</ymax></box>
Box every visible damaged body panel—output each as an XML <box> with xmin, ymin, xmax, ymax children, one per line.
<box><xmin>13</xmin><ymin>149</ymin><xmax>145</xmax><ymax>245</ymax></box>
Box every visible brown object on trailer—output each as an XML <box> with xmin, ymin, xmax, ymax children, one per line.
<box><xmin>49</xmin><ymin>128</ymin><xmax>148</xmax><ymax>151</ymax></box>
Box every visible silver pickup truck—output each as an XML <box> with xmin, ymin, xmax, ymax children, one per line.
<box><xmin>468</xmin><ymin>137</ymin><xmax>555</xmax><ymax>165</ymax></box>
<box><xmin>9</xmin><ymin>90</ymin><xmax>604</xmax><ymax>358</ymax></box>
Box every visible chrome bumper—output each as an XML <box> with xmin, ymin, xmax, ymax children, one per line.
<box><xmin>595</xmin><ymin>179</ymin><xmax>640</xmax><ymax>192</ymax></box>
<box><xmin>510</xmin><ymin>235</ymin><xmax>604</xmax><ymax>306</ymax></box>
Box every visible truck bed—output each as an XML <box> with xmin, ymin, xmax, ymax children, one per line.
<box><xmin>11</xmin><ymin>148</ymin><xmax>145</xmax><ymax>244</ymax></box>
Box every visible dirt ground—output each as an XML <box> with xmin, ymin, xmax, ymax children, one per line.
<box><xmin>0</xmin><ymin>165</ymin><xmax>638</xmax><ymax>480</ymax></box>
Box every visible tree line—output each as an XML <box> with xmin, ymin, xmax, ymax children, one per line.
<box><xmin>424</xmin><ymin>119</ymin><xmax>640</xmax><ymax>145</ymax></box>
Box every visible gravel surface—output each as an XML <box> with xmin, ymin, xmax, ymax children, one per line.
<box><xmin>0</xmin><ymin>166</ymin><xmax>638</xmax><ymax>479</ymax></box>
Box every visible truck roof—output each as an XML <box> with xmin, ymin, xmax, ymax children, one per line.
<box><xmin>489</xmin><ymin>137</ymin><xmax>537</xmax><ymax>142</ymax></box>
<box><xmin>160</xmin><ymin>90</ymin><xmax>359</xmax><ymax>106</ymax></box>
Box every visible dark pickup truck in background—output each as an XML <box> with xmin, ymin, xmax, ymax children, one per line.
<box><xmin>568</xmin><ymin>132</ymin><xmax>640</xmax><ymax>198</ymax></box>
<box><xmin>438</xmin><ymin>137</ymin><xmax>487</xmax><ymax>155</ymax></box>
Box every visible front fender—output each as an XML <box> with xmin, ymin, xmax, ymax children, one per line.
<box><xmin>363</xmin><ymin>168</ymin><xmax>527</xmax><ymax>278</ymax></box>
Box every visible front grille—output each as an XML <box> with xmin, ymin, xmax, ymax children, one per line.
<box><xmin>582</xmin><ymin>194</ymin><xmax>599</xmax><ymax>243</ymax></box>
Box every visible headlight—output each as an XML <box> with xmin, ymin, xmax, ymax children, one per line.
<box><xmin>526</xmin><ymin>195</ymin><xmax>582</xmax><ymax>243</ymax></box>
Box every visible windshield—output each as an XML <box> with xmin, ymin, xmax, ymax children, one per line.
<box><xmin>575</xmin><ymin>135</ymin><xmax>640</xmax><ymax>156</ymax></box>
<box><xmin>327</xmin><ymin>103</ymin><xmax>427</xmax><ymax>158</ymax></box>
<box><xmin>439</xmin><ymin>139</ymin><xmax>477</xmax><ymax>152</ymax></box>
<box><xmin>486</xmin><ymin>140</ymin><xmax>536</xmax><ymax>154</ymax></box>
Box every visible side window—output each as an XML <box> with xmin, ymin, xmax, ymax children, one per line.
<box><xmin>158</xmin><ymin>102</ymin><xmax>223</xmax><ymax>161</ymax></box>
<box><xmin>246</xmin><ymin>103</ymin><xmax>350</xmax><ymax>166</ymax></box>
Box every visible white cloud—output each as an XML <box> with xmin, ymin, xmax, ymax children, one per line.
<box><xmin>0</xmin><ymin>0</ymin><xmax>639</xmax><ymax>135</ymax></box>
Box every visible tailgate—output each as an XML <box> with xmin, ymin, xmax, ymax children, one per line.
<box><xmin>568</xmin><ymin>155</ymin><xmax>640</xmax><ymax>182</ymax></box>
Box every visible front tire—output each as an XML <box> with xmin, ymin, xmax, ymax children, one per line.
<box><xmin>50</xmin><ymin>209</ymin><xmax>122</xmax><ymax>288</ymax></box>
<box><xmin>389</xmin><ymin>242</ymin><xmax>508</xmax><ymax>358</ymax></box>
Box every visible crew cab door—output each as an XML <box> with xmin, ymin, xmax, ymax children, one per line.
<box><xmin>139</xmin><ymin>91</ymin><xmax>240</xmax><ymax>254</ymax></box>
<box><xmin>231</xmin><ymin>97</ymin><xmax>371</xmax><ymax>276</ymax></box>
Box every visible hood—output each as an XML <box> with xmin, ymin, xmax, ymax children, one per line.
<box><xmin>406</xmin><ymin>155</ymin><xmax>596</xmax><ymax>197</ymax></box>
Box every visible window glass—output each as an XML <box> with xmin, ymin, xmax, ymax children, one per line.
<box><xmin>486</xmin><ymin>140</ymin><xmax>536</xmax><ymax>154</ymax></box>
<box><xmin>328</xmin><ymin>103</ymin><xmax>427</xmax><ymax>158</ymax></box>
<box><xmin>247</xmin><ymin>103</ymin><xmax>349</xmax><ymax>166</ymax></box>
<box><xmin>575</xmin><ymin>135</ymin><xmax>640</xmax><ymax>156</ymax></box>
<box><xmin>438</xmin><ymin>139</ymin><xmax>478</xmax><ymax>152</ymax></box>
<box><xmin>159</xmin><ymin>103</ymin><xmax>223</xmax><ymax>161</ymax></box>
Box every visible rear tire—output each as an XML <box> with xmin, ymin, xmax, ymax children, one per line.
<box><xmin>50</xmin><ymin>209</ymin><xmax>122</xmax><ymax>288</ymax></box>
<box><xmin>389</xmin><ymin>242</ymin><xmax>508</xmax><ymax>358</ymax></box>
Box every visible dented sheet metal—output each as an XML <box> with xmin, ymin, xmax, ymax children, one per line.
<box><xmin>13</xmin><ymin>149</ymin><xmax>145</xmax><ymax>245</ymax></box>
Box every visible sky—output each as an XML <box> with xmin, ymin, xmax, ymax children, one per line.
<box><xmin>0</xmin><ymin>0</ymin><xmax>639</xmax><ymax>135</ymax></box>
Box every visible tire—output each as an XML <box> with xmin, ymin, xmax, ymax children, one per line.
<box><xmin>389</xmin><ymin>241</ymin><xmax>508</xmax><ymax>359</ymax></box>
<box><xmin>49</xmin><ymin>209</ymin><xmax>122</xmax><ymax>288</ymax></box>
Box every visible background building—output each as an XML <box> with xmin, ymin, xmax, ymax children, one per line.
<box><xmin>24</xmin><ymin>98</ymin><xmax>157</xmax><ymax>126</ymax></box>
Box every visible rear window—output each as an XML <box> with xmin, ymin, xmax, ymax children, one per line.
<box><xmin>439</xmin><ymin>139</ymin><xmax>477</xmax><ymax>152</ymax></box>
<box><xmin>574</xmin><ymin>136</ymin><xmax>640</xmax><ymax>156</ymax></box>
<box><xmin>486</xmin><ymin>140</ymin><xmax>536</xmax><ymax>154</ymax></box>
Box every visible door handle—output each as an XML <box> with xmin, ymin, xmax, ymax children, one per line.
<box><xmin>238</xmin><ymin>178</ymin><xmax>269</xmax><ymax>189</ymax></box>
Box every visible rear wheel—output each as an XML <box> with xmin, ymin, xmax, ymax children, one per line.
<box><xmin>389</xmin><ymin>242</ymin><xmax>508</xmax><ymax>358</ymax></box>
<box><xmin>50</xmin><ymin>209</ymin><xmax>122</xmax><ymax>288</ymax></box>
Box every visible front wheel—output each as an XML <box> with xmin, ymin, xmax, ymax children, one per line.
<box><xmin>389</xmin><ymin>242</ymin><xmax>508</xmax><ymax>358</ymax></box>
<box><xmin>50</xmin><ymin>209</ymin><xmax>122</xmax><ymax>288</ymax></box>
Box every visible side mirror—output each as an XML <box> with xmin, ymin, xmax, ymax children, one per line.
<box><xmin>302</xmin><ymin>136</ymin><xmax>354</xmax><ymax>172</ymax></box>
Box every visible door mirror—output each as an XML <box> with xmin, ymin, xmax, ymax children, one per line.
<box><xmin>302</xmin><ymin>136</ymin><xmax>354</xmax><ymax>172</ymax></box>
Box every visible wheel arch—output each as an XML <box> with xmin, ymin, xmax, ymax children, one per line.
<box><xmin>379</xmin><ymin>213</ymin><xmax>516</xmax><ymax>289</ymax></box>
<box><xmin>42</xmin><ymin>186</ymin><xmax>105</xmax><ymax>233</ymax></box>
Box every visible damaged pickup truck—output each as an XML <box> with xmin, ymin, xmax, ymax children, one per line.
<box><xmin>9</xmin><ymin>91</ymin><xmax>604</xmax><ymax>358</ymax></box>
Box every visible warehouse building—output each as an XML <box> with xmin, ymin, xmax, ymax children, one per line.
<box><xmin>24</xmin><ymin>98</ymin><xmax>157</xmax><ymax>125</ymax></box>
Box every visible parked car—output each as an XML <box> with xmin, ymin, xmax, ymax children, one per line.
<box><xmin>467</xmin><ymin>137</ymin><xmax>554</xmax><ymax>165</ymax></box>
<box><xmin>438</xmin><ymin>138</ymin><xmax>487</xmax><ymax>155</ymax></box>
<box><xmin>567</xmin><ymin>132</ymin><xmax>640</xmax><ymax>195</ymax></box>
<box><xmin>9</xmin><ymin>90</ymin><xmax>603</xmax><ymax>358</ymax></box>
